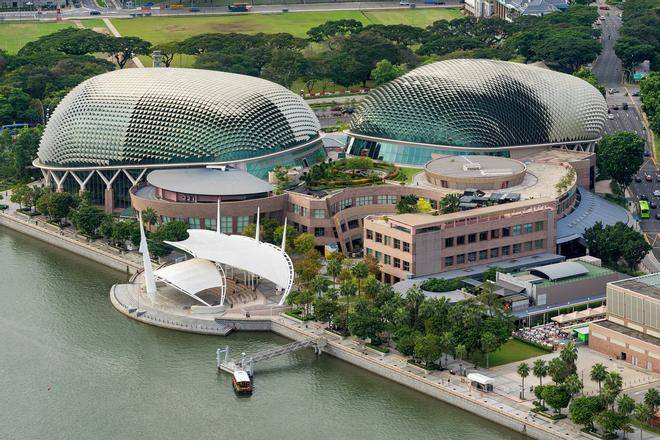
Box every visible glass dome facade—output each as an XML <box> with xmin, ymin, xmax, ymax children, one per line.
<box><xmin>38</xmin><ymin>68</ymin><xmax>321</xmax><ymax>167</ymax></box>
<box><xmin>347</xmin><ymin>59</ymin><xmax>607</xmax><ymax>163</ymax></box>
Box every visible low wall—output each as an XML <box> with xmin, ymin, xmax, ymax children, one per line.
<box><xmin>0</xmin><ymin>213</ymin><xmax>140</xmax><ymax>274</ymax></box>
<box><xmin>216</xmin><ymin>318</ymin><xmax>272</xmax><ymax>332</ymax></box>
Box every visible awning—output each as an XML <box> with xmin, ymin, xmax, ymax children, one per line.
<box><xmin>165</xmin><ymin>229</ymin><xmax>294</xmax><ymax>302</ymax></box>
<box><xmin>154</xmin><ymin>258</ymin><xmax>224</xmax><ymax>306</ymax></box>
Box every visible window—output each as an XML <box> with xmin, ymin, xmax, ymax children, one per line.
<box><xmin>188</xmin><ymin>217</ymin><xmax>201</xmax><ymax>229</ymax></box>
<box><xmin>205</xmin><ymin>218</ymin><xmax>217</xmax><ymax>231</ymax></box>
<box><xmin>402</xmin><ymin>261</ymin><xmax>410</xmax><ymax>271</ymax></box>
<box><xmin>366</xmin><ymin>229</ymin><xmax>373</xmax><ymax>240</ymax></box>
<box><xmin>301</xmin><ymin>225</ymin><xmax>308</xmax><ymax>233</ymax></box>
<box><xmin>456</xmin><ymin>235</ymin><xmax>465</xmax><ymax>246</ymax></box>
<box><xmin>513</xmin><ymin>243</ymin><xmax>521</xmax><ymax>254</ymax></box>
<box><xmin>356</xmin><ymin>196</ymin><xmax>373</xmax><ymax>206</ymax></box>
<box><xmin>384</xmin><ymin>254</ymin><xmax>391</xmax><ymax>265</ymax></box>
<box><xmin>393</xmin><ymin>257</ymin><xmax>401</xmax><ymax>268</ymax></box>
<box><xmin>394</xmin><ymin>239</ymin><xmax>401</xmax><ymax>249</ymax></box>
<box><xmin>291</xmin><ymin>204</ymin><xmax>308</xmax><ymax>217</ymax></box>
<box><xmin>523</xmin><ymin>241</ymin><xmax>532</xmax><ymax>252</ymax></box>
<box><xmin>377</xmin><ymin>195</ymin><xmax>397</xmax><ymax>204</ymax></box>
<box><xmin>535</xmin><ymin>221</ymin><xmax>544</xmax><ymax>232</ymax></box>
<box><xmin>491</xmin><ymin>229</ymin><xmax>500</xmax><ymax>239</ymax></box>
<box><xmin>445</xmin><ymin>237</ymin><xmax>454</xmax><ymax>248</ymax></box>
<box><xmin>523</xmin><ymin>223</ymin><xmax>533</xmax><ymax>234</ymax></box>
<box><xmin>331</xmin><ymin>199</ymin><xmax>352</xmax><ymax>215</ymax></box>
<box><xmin>444</xmin><ymin>256</ymin><xmax>454</xmax><ymax>267</ymax></box>
<box><xmin>502</xmin><ymin>246</ymin><xmax>510</xmax><ymax>256</ymax></box>
<box><xmin>382</xmin><ymin>235</ymin><xmax>390</xmax><ymax>246</ymax></box>
<box><xmin>313</xmin><ymin>209</ymin><xmax>325</xmax><ymax>219</ymax></box>
<box><xmin>479</xmin><ymin>231</ymin><xmax>488</xmax><ymax>241</ymax></box>
<box><xmin>347</xmin><ymin>219</ymin><xmax>359</xmax><ymax>230</ymax></box>
<box><xmin>468</xmin><ymin>233</ymin><xmax>477</xmax><ymax>244</ymax></box>
<box><xmin>161</xmin><ymin>215</ymin><xmax>171</xmax><ymax>223</ymax></box>
<box><xmin>502</xmin><ymin>227</ymin><xmax>510</xmax><ymax>237</ymax></box>
<box><xmin>468</xmin><ymin>252</ymin><xmax>477</xmax><ymax>262</ymax></box>
<box><xmin>220</xmin><ymin>216</ymin><xmax>232</xmax><ymax>234</ymax></box>
<box><xmin>236</xmin><ymin>216</ymin><xmax>249</xmax><ymax>233</ymax></box>
<box><xmin>456</xmin><ymin>254</ymin><xmax>465</xmax><ymax>264</ymax></box>
<box><xmin>314</xmin><ymin>227</ymin><xmax>325</xmax><ymax>237</ymax></box>
<box><xmin>490</xmin><ymin>248</ymin><xmax>499</xmax><ymax>258</ymax></box>
<box><xmin>535</xmin><ymin>239</ymin><xmax>544</xmax><ymax>249</ymax></box>
<box><xmin>375</xmin><ymin>251</ymin><xmax>382</xmax><ymax>261</ymax></box>
<box><xmin>512</xmin><ymin>225</ymin><xmax>522</xmax><ymax>236</ymax></box>
<box><xmin>479</xmin><ymin>250</ymin><xmax>488</xmax><ymax>260</ymax></box>
<box><xmin>375</xmin><ymin>233</ymin><xmax>383</xmax><ymax>243</ymax></box>
<box><xmin>402</xmin><ymin>242</ymin><xmax>410</xmax><ymax>252</ymax></box>
<box><xmin>366</xmin><ymin>248</ymin><xmax>373</xmax><ymax>256</ymax></box>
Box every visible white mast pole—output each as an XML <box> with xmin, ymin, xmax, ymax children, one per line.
<box><xmin>139</xmin><ymin>213</ymin><xmax>157</xmax><ymax>304</ymax></box>
<box><xmin>255</xmin><ymin>206</ymin><xmax>260</xmax><ymax>241</ymax></box>
<box><xmin>216</xmin><ymin>199</ymin><xmax>221</xmax><ymax>234</ymax></box>
<box><xmin>281</xmin><ymin>217</ymin><xmax>287</xmax><ymax>252</ymax></box>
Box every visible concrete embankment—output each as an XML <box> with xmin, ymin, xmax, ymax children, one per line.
<box><xmin>0</xmin><ymin>213</ymin><xmax>140</xmax><ymax>274</ymax></box>
<box><xmin>268</xmin><ymin>319</ymin><xmax>571</xmax><ymax>440</ymax></box>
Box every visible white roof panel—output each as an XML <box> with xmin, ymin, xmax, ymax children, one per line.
<box><xmin>529</xmin><ymin>261</ymin><xmax>589</xmax><ymax>281</ymax></box>
<box><xmin>154</xmin><ymin>258</ymin><xmax>223</xmax><ymax>296</ymax></box>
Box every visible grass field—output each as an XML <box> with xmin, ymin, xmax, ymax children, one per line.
<box><xmin>112</xmin><ymin>9</ymin><xmax>462</xmax><ymax>44</ymax></box>
<box><xmin>482</xmin><ymin>339</ymin><xmax>549</xmax><ymax>368</ymax></box>
<box><xmin>0</xmin><ymin>22</ymin><xmax>74</xmax><ymax>54</ymax></box>
<box><xmin>396</xmin><ymin>166</ymin><xmax>422</xmax><ymax>184</ymax></box>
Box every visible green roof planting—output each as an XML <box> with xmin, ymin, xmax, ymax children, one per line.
<box><xmin>38</xmin><ymin>68</ymin><xmax>321</xmax><ymax>167</ymax></box>
<box><xmin>348</xmin><ymin>59</ymin><xmax>607</xmax><ymax>148</ymax></box>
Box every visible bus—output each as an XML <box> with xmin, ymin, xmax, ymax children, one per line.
<box><xmin>640</xmin><ymin>200</ymin><xmax>650</xmax><ymax>219</ymax></box>
<box><xmin>228</xmin><ymin>2</ymin><xmax>250</xmax><ymax>11</ymax></box>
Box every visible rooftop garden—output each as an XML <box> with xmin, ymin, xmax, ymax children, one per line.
<box><xmin>302</xmin><ymin>157</ymin><xmax>404</xmax><ymax>190</ymax></box>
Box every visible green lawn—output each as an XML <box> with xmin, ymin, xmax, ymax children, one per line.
<box><xmin>112</xmin><ymin>8</ymin><xmax>462</xmax><ymax>44</ymax></box>
<box><xmin>483</xmin><ymin>338</ymin><xmax>549</xmax><ymax>368</ymax></box>
<box><xmin>0</xmin><ymin>21</ymin><xmax>74</xmax><ymax>54</ymax></box>
<box><xmin>396</xmin><ymin>166</ymin><xmax>422</xmax><ymax>184</ymax></box>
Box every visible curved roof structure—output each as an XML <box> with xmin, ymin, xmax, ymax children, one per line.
<box><xmin>154</xmin><ymin>258</ymin><xmax>224</xmax><ymax>306</ymax></box>
<box><xmin>146</xmin><ymin>168</ymin><xmax>274</xmax><ymax>196</ymax></box>
<box><xmin>165</xmin><ymin>229</ymin><xmax>294</xmax><ymax>303</ymax></box>
<box><xmin>530</xmin><ymin>261</ymin><xmax>589</xmax><ymax>281</ymax></box>
<box><xmin>349</xmin><ymin>59</ymin><xmax>607</xmax><ymax>148</ymax></box>
<box><xmin>38</xmin><ymin>68</ymin><xmax>320</xmax><ymax>167</ymax></box>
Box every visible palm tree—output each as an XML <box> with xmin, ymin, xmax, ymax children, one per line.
<box><xmin>644</xmin><ymin>388</ymin><xmax>659</xmax><ymax>413</ymax></box>
<box><xmin>532</xmin><ymin>359</ymin><xmax>548</xmax><ymax>386</ymax></box>
<box><xmin>590</xmin><ymin>363</ymin><xmax>608</xmax><ymax>393</ymax></box>
<box><xmin>603</xmin><ymin>372</ymin><xmax>624</xmax><ymax>409</ymax></box>
<box><xmin>518</xmin><ymin>362</ymin><xmax>530</xmax><ymax>399</ymax></box>
<box><xmin>455</xmin><ymin>344</ymin><xmax>467</xmax><ymax>374</ymax></box>
<box><xmin>564</xmin><ymin>373</ymin><xmax>584</xmax><ymax>398</ymax></box>
<box><xmin>327</xmin><ymin>257</ymin><xmax>342</xmax><ymax>286</ymax></box>
<box><xmin>141</xmin><ymin>207</ymin><xmax>157</xmax><ymax>226</ymax></box>
<box><xmin>339</xmin><ymin>280</ymin><xmax>356</xmax><ymax>328</ymax></box>
<box><xmin>351</xmin><ymin>261</ymin><xmax>369</xmax><ymax>296</ymax></box>
<box><xmin>633</xmin><ymin>403</ymin><xmax>653</xmax><ymax>440</ymax></box>
<box><xmin>560</xmin><ymin>341</ymin><xmax>578</xmax><ymax>371</ymax></box>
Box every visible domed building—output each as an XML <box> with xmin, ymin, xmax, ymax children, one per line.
<box><xmin>35</xmin><ymin>68</ymin><xmax>324</xmax><ymax>211</ymax></box>
<box><xmin>346</xmin><ymin>59</ymin><xmax>607</xmax><ymax>166</ymax></box>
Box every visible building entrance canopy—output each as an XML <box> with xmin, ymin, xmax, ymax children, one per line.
<box><xmin>165</xmin><ymin>229</ymin><xmax>294</xmax><ymax>305</ymax></box>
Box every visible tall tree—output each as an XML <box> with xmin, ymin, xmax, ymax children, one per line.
<box><xmin>597</xmin><ymin>132</ymin><xmax>645</xmax><ymax>191</ymax></box>
<box><xmin>533</xmin><ymin>359</ymin><xmax>549</xmax><ymax>386</ymax></box>
<box><xmin>351</xmin><ymin>261</ymin><xmax>369</xmax><ymax>296</ymax></box>
<box><xmin>590</xmin><ymin>363</ymin><xmax>608</xmax><ymax>393</ymax></box>
<box><xmin>517</xmin><ymin>362</ymin><xmax>530</xmax><ymax>399</ymax></box>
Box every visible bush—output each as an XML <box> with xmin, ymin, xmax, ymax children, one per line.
<box><xmin>285</xmin><ymin>309</ymin><xmax>314</xmax><ymax>322</ymax></box>
<box><xmin>420</xmin><ymin>277</ymin><xmax>463</xmax><ymax>293</ymax></box>
<box><xmin>512</xmin><ymin>335</ymin><xmax>553</xmax><ymax>352</ymax></box>
<box><xmin>365</xmin><ymin>342</ymin><xmax>390</xmax><ymax>353</ymax></box>
<box><xmin>0</xmin><ymin>204</ymin><xmax>8</xmax><ymax>210</ymax></box>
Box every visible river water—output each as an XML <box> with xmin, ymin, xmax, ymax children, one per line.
<box><xmin>0</xmin><ymin>228</ymin><xmax>522</xmax><ymax>440</ymax></box>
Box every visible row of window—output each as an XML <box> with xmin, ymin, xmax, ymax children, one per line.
<box><xmin>443</xmin><ymin>240</ymin><xmax>545</xmax><ymax>267</ymax></box>
<box><xmin>161</xmin><ymin>215</ymin><xmax>249</xmax><ymax>233</ymax></box>
<box><xmin>365</xmin><ymin>229</ymin><xmax>411</xmax><ymax>252</ymax></box>
<box><xmin>444</xmin><ymin>221</ymin><xmax>544</xmax><ymax>248</ymax></box>
<box><xmin>329</xmin><ymin>195</ymin><xmax>398</xmax><ymax>215</ymax></box>
<box><xmin>366</xmin><ymin>248</ymin><xmax>410</xmax><ymax>271</ymax></box>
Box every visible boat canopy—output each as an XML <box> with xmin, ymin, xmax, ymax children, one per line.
<box><xmin>233</xmin><ymin>370</ymin><xmax>251</xmax><ymax>383</ymax></box>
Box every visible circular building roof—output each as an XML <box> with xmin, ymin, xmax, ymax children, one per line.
<box><xmin>146</xmin><ymin>168</ymin><xmax>274</xmax><ymax>196</ymax></box>
<box><xmin>349</xmin><ymin>59</ymin><xmax>607</xmax><ymax>148</ymax></box>
<box><xmin>425</xmin><ymin>155</ymin><xmax>525</xmax><ymax>178</ymax></box>
<box><xmin>38</xmin><ymin>68</ymin><xmax>321</xmax><ymax>168</ymax></box>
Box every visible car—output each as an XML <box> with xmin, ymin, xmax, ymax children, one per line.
<box><xmin>623</xmin><ymin>102</ymin><xmax>629</xmax><ymax>110</ymax></box>
<box><xmin>189</xmin><ymin>7</ymin><xmax>200</xmax><ymax>11</ymax></box>
<box><xmin>656</xmin><ymin>174</ymin><xmax>660</xmax><ymax>182</ymax></box>
<box><xmin>399</xmin><ymin>0</ymin><xmax>410</xmax><ymax>4</ymax></box>
<box><xmin>656</xmin><ymin>212</ymin><xmax>660</xmax><ymax>220</ymax></box>
<box><xmin>651</xmin><ymin>201</ymin><xmax>657</xmax><ymax>209</ymax></box>
<box><xmin>632</xmin><ymin>91</ymin><xmax>640</xmax><ymax>97</ymax></box>
<box><xmin>599</xmin><ymin>15</ymin><xmax>605</xmax><ymax>20</ymax></box>
<box><xmin>635</xmin><ymin>176</ymin><xmax>643</xmax><ymax>182</ymax></box>
<box><xmin>608</xmin><ymin>88</ymin><xmax>619</xmax><ymax>94</ymax></box>
<box><xmin>654</xmin><ymin>190</ymin><xmax>660</xmax><ymax>197</ymax></box>
<box><xmin>89</xmin><ymin>9</ymin><xmax>100</xmax><ymax>15</ymax></box>
<box><xmin>612</xmin><ymin>105</ymin><xmax>619</xmax><ymax>110</ymax></box>
<box><xmin>645</xmin><ymin>150</ymin><xmax>651</xmax><ymax>157</ymax></box>
<box><xmin>608</xmin><ymin>113</ymin><xmax>615</xmax><ymax>120</ymax></box>
<box><xmin>646</xmin><ymin>174</ymin><xmax>653</xmax><ymax>181</ymax></box>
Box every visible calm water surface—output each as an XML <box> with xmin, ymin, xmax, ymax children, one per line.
<box><xmin>0</xmin><ymin>228</ymin><xmax>523</xmax><ymax>440</ymax></box>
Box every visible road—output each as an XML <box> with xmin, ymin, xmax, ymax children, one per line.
<box><xmin>592</xmin><ymin>5</ymin><xmax>659</xmax><ymax>258</ymax></box>
<box><xmin>0</xmin><ymin>1</ymin><xmax>462</xmax><ymax>20</ymax></box>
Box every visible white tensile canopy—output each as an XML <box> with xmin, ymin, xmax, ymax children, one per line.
<box><xmin>154</xmin><ymin>258</ymin><xmax>224</xmax><ymax>306</ymax></box>
<box><xmin>165</xmin><ymin>229</ymin><xmax>295</xmax><ymax>305</ymax></box>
